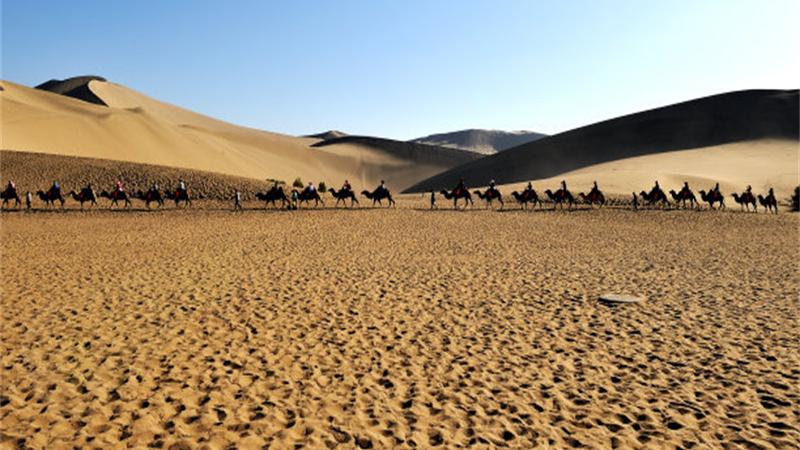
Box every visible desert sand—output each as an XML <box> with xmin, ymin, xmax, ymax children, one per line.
<box><xmin>0</xmin><ymin>80</ymin><xmax>476</xmax><ymax>191</ymax></box>
<box><xmin>1</xmin><ymin>203</ymin><xmax>798</xmax><ymax>449</ymax></box>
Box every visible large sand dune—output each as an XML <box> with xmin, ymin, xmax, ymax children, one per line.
<box><xmin>406</xmin><ymin>90</ymin><xmax>799</xmax><ymax>193</ymax></box>
<box><xmin>411</xmin><ymin>129</ymin><xmax>547</xmax><ymax>155</ymax></box>
<box><xmin>493</xmin><ymin>140</ymin><xmax>799</xmax><ymax>201</ymax></box>
<box><xmin>1</xmin><ymin>78</ymin><xmax>477</xmax><ymax>191</ymax></box>
<box><xmin>1</xmin><ymin>207</ymin><xmax>797</xmax><ymax>449</ymax></box>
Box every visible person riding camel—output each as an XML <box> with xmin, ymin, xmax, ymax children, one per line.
<box><xmin>51</xmin><ymin>180</ymin><xmax>61</xmax><ymax>196</ymax></box>
<box><xmin>745</xmin><ymin>185</ymin><xmax>752</xmax><ymax>194</ymax></box>
<box><xmin>489</xmin><ymin>179</ymin><xmax>497</xmax><ymax>192</ymax></box>
<box><xmin>591</xmin><ymin>181</ymin><xmax>599</xmax><ymax>194</ymax></box>
<box><xmin>84</xmin><ymin>182</ymin><xmax>95</xmax><ymax>198</ymax></box>
<box><xmin>305</xmin><ymin>181</ymin><xmax>316</xmax><ymax>195</ymax></box>
<box><xmin>115</xmin><ymin>180</ymin><xmax>125</xmax><ymax>194</ymax></box>
<box><xmin>341</xmin><ymin>179</ymin><xmax>352</xmax><ymax>192</ymax></box>
<box><xmin>176</xmin><ymin>179</ymin><xmax>186</xmax><ymax>197</ymax></box>
<box><xmin>713</xmin><ymin>182</ymin><xmax>721</xmax><ymax>196</ymax></box>
<box><xmin>379</xmin><ymin>180</ymin><xmax>387</xmax><ymax>193</ymax></box>
<box><xmin>681</xmin><ymin>181</ymin><xmax>690</xmax><ymax>195</ymax></box>
<box><xmin>560</xmin><ymin>180</ymin><xmax>568</xmax><ymax>192</ymax></box>
<box><xmin>524</xmin><ymin>182</ymin><xmax>534</xmax><ymax>197</ymax></box>
<box><xmin>151</xmin><ymin>181</ymin><xmax>159</xmax><ymax>193</ymax></box>
<box><xmin>649</xmin><ymin>180</ymin><xmax>661</xmax><ymax>197</ymax></box>
<box><xmin>454</xmin><ymin>178</ymin><xmax>466</xmax><ymax>196</ymax></box>
<box><xmin>6</xmin><ymin>180</ymin><xmax>16</xmax><ymax>193</ymax></box>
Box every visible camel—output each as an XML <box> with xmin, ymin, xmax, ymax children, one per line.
<box><xmin>36</xmin><ymin>189</ymin><xmax>65</xmax><ymax>208</ymax></box>
<box><xmin>731</xmin><ymin>192</ymin><xmax>757</xmax><ymax>212</ymax></box>
<box><xmin>99</xmin><ymin>190</ymin><xmax>132</xmax><ymax>208</ymax></box>
<box><xmin>255</xmin><ymin>186</ymin><xmax>288</xmax><ymax>208</ymax></box>
<box><xmin>1</xmin><ymin>186</ymin><xmax>21</xmax><ymax>209</ymax></box>
<box><xmin>638</xmin><ymin>190</ymin><xmax>669</xmax><ymax>208</ymax></box>
<box><xmin>669</xmin><ymin>188</ymin><xmax>697</xmax><ymax>209</ymax></box>
<box><xmin>578</xmin><ymin>189</ymin><xmax>605</xmax><ymax>207</ymax></box>
<box><xmin>544</xmin><ymin>188</ymin><xmax>576</xmax><ymax>209</ymax></box>
<box><xmin>68</xmin><ymin>189</ymin><xmax>98</xmax><ymax>209</ymax></box>
<box><xmin>473</xmin><ymin>188</ymin><xmax>504</xmax><ymax>209</ymax></box>
<box><xmin>361</xmin><ymin>188</ymin><xmax>395</xmax><ymax>207</ymax></box>
<box><xmin>698</xmin><ymin>190</ymin><xmax>725</xmax><ymax>210</ymax></box>
<box><xmin>133</xmin><ymin>189</ymin><xmax>164</xmax><ymax>209</ymax></box>
<box><xmin>164</xmin><ymin>189</ymin><xmax>192</xmax><ymax>208</ymax></box>
<box><xmin>510</xmin><ymin>189</ymin><xmax>543</xmax><ymax>210</ymax></box>
<box><xmin>329</xmin><ymin>188</ymin><xmax>359</xmax><ymax>207</ymax></box>
<box><xmin>757</xmin><ymin>192</ymin><xmax>778</xmax><ymax>214</ymax></box>
<box><xmin>439</xmin><ymin>189</ymin><xmax>473</xmax><ymax>209</ymax></box>
<box><xmin>297</xmin><ymin>189</ymin><xmax>324</xmax><ymax>208</ymax></box>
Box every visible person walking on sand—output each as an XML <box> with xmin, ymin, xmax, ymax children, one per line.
<box><xmin>632</xmin><ymin>192</ymin><xmax>639</xmax><ymax>210</ymax></box>
<box><xmin>233</xmin><ymin>189</ymin><xmax>242</xmax><ymax>210</ymax></box>
<box><xmin>25</xmin><ymin>191</ymin><xmax>32</xmax><ymax>210</ymax></box>
<box><xmin>290</xmin><ymin>189</ymin><xmax>299</xmax><ymax>210</ymax></box>
<box><xmin>430</xmin><ymin>190</ymin><xmax>437</xmax><ymax>209</ymax></box>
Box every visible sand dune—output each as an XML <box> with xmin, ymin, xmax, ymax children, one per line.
<box><xmin>490</xmin><ymin>140</ymin><xmax>799</xmax><ymax>201</ymax></box>
<box><xmin>1</xmin><ymin>78</ymin><xmax>476</xmax><ymax>191</ymax></box>
<box><xmin>411</xmin><ymin>129</ymin><xmax>547</xmax><ymax>155</ymax></box>
<box><xmin>406</xmin><ymin>90</ymin><xmax>799</xmax><ymax>193</ymax></box>
<box><xmin>1</xmin><ymin>206</ymin><xmax>797</xmax><ymax>449</ymax></box>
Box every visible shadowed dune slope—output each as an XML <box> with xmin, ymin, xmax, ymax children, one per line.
<box><xmin>34</xmin><ymin>75</ymin><xmax>108</xmax><ymax>106</ymax></box>
<box><xmin>405</xmin><ymin>90</ymin><xmax>799</xmax><ymax>192</ymax></box>
<box><xmin>411</xmin><ymin>129</ymin><xmax>547</xmax><ymax>154</ymax></box>
<box><xmin>1</xmin><ymin>79</ymin><xmax>475</xmax><ymax>191</ymax></box>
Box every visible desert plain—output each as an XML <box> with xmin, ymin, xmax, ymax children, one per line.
<box><xmin>1</xmin><ymin>202</ymin><xmax>798</xmax><ymax>449</ymax></box>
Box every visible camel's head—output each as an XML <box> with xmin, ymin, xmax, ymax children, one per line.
<box><xmin>669</xmin><ymin>189</ymin><xmax>677</xmax><ymax>195</ymax></box>
<box><xmin>544</xmin><ymin>189</ymin><xmax>553</xmax><ymax>195</ymax></box>
<box><xmin>68</xmin><ymin>190</ymin><xmax>77</xmax><ymax>195</ymax></box>
<box><xmin>361</xmin><ymin>190</ymin><xmax>370</xmax><ymax>196</ymax></box>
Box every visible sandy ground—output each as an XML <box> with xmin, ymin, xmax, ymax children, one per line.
<box><xmin>1</xmin><ymin>201</ymin><xmax>798</xmax><ymax>449</ymax></box>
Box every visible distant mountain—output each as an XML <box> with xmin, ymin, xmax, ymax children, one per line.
<box><xmin>35</xmin><ymin>75</ymin><xmax>108</xmax><ymax>106</ymax></box>
<box><xmin>411</xmin><ymin>129</ymin><xmax>547</xmax><ymax>154</ymax></box>
<box><xmin>404</xmin><ymin>89</ymin><xmax>799</xmax><ymax>193</ymax></box>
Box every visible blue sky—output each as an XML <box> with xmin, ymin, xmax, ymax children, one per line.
<box><xmin>2</xmin><ymin>1</ymin><xmax>798</xmax><ymax>139</ymax></box>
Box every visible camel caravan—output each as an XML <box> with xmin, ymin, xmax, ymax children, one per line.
<box><xmin>0</xmin><ymin>176</ymin><xmax>794</xmax><ymax>214</ymax></box>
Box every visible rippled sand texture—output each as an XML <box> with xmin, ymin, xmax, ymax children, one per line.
<box><xmin>1</xmin><ymin>205</ymin><xmax>798</xmax><ymax>449</ymax></box>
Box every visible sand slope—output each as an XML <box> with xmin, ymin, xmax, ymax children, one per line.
<box><xmin>1</xmin><ymin>208</ymin><xmax>797</xmax><ymax>449</ymax></box>
<box><xmin>406</xmin><ymin>90</ymin><xmax>799</xmax><ymax>193</ymax></box>
<box><xmin>1</xmin><ymin>79</ymin><xmax>476</xmax><ymax>191</ymax></box>
<box><xmin>491</xmin><ymin>140</ymin><xmax>799</xmax><ymax>201</ymax></box>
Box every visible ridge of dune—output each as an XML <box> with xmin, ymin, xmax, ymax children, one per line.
<box><xmin>1</xmin><ymin>79</ymin><xmax>475</xmax><ymax>191</ymax></box>
<box><xmin>405</xmin><ymin>89</ymin><xmax>799</xmax><ymax>193</ymax></box>
<box><xmin>411</xmin><ymin>128</ymin><xmax>547</xmax><ymax>154</ymax></box>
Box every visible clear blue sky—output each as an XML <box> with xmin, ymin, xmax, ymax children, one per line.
<box><xmin>2</xmin><ymin>0</ymin><xmax>798</xmax><ymax>139</ymax></box>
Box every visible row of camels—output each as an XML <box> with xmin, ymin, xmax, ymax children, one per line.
<box><xmin>0</xmin><ymin>182</ymin><xmax>785</xmax><ymax>214</ymax></box>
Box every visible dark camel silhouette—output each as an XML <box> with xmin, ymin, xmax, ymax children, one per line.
<box><xmin>133</xmin><ymin>189</ymin><xmax>164</xmax><ymax>209</ymax></box>
<box><xmin>544</xmin><ymin>188</ymin><xmax>576</xmax><ymax>209</ymax></box>
<box><xmin>329</xmin><ymin>188</ymin><xmax>359</xmax><ymax>207</ymax></box>
<box><xmin>473</xmin><ymin>188</ymin><xmax>504</xmax><ymax>209</ymax></box>
<box><xmin>439</xmin><ymin>189</ymin><xmax>473</xmax><ymax>209</ymax></box>
<box><xmin>68</xmin><ymin>189</ymin><xmax>98</xmax><ymax>209</ymax></box>
<box><xmin>510</xmin><ymin>189</ymin><xmax>543</xmax><ymax>209</ymax></box>
<box><xmin>37</xmin><ymin>189</ymin><xmax>65</xmax><ymax>208</ymax></box>
<box><xmin>361</xmin><ymin>188</ymin><xmax>395</xmax><ymax>207</ymax></box>
<box><xmin>297</xmin><ymin>189</ymin><xmax>324</xmax><ymax>207</ymax></box>
<box><xmin>757</xmin><ymin>191</ymin><xmax>778</xmax><ymax>214</ymax></box>
<box><xmin>669</xmin><ymin>188</ymin><xmax>697</xmax><ymax>208</ymax></box>
<box><xmin>578</xmin><ymin>189</ymin><xmax>605</xmax><ymax>207</ymax></box>
<box><xmin>638</xmin><ymin>190</ymin><xmax>669</xmax><ymax>208</ymax></box>
<box><xmin>731</xmin><ymin>192</ymin><xmax>756</xmax><ymax>212</ymax></box>
<box><xmin>698</xmin><ymin>190</ymin><xmax>725</xmax><ymax>210</ymax></box>
<box><xmin>255</xmin><ymin>186</ymin><xmax>288</xmax><ymax>208</ymax></box>
<box><xmin>165</xmin><ymin>189</ymin><xmax>192</xmax><ymax>207</ymax></box>
<box><xmin>1</xmin><ymin>186</ymin><xmax>21</xmax><ymax>209</ymax></box>
<box><xmin>100</xmin><ymin>190</ymin><xmax>131</xmax><ymax>208</ymax></box>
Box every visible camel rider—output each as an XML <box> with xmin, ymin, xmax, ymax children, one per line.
<box><xmin>525</xmin><ymin>182</ymin><xmax>534</xmax><ymax>196</ymax></box>
<box><xmin>650</xmin><ymin>180</ymin><xmax>660</xmax><ymax>196</ymax></box>
<box><xmin>713</xmin><ymin>182</ymin><xmax>720</xmax><ymax>196</ymax></box>
<box><xmin>745</xmin><ymin>185</ymin><xmax>752</xmax><ymax>194</ymax></box>
<box><xmin>489</xmin><ymin>179</ymin><xmax>496</xmax><ymax>192</ymax></box>
<box><xmin>6</xmin><ymin>180</ymin><xmax>16</xmax><ymax>194</ymax></box>
<box><xmin>178</xmin><ymin>179</ymin><xmax>186</xmax><ymax>193</ymax></box>
<box><xmin>305</xmin><ymin>181</ymin><xmax>316</xmax><ymax>195</ymax></box>
<box><xmin>592</xmin><ymin>181</ymin><xmax>599</xmax><ymax>193</ymax></box>
<box><xmin>84</xmin><ymin>182</ymin><xmax>95</xmax><ymax>198</ymax></box>
<box><xmin>151</xmin><ymin>182</ymin><xmax>159</xmax><ymax>193</ymax></box>
<box><xmin>342</xmin><ymin>179</ymin><xmax>352</xmax><ymax>192</ymax></box>
<box><xmin>115</xmin><ymin>180</ymin><xmax>124</xmax><ymax>194</ymax></box>
<box><xmin>51</xmin><ymin>180</ymin><xmax>61</xmax><ymax>195</ymax></box>
<box><xmin>379</xmin><ymin>180</ymin><xmax>387</xmax><ymax>193</ymax></box>
<box><xmin>454</xmin><ymin>178</ymin><xmax>466</xmax><ymax>196</ymax></box>
<box><xmin>560</xmin><ymin>180</ymin><xmax>567</xmax><ymax>192</ymax></box>
<box><xmin>682</xmin><ymin>181</ymin><xmax>690</xmax><ymax>194</ymax></box>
